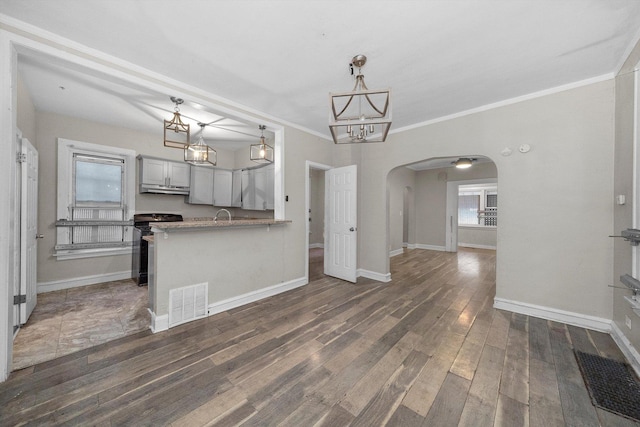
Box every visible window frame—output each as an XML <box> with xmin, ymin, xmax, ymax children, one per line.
<box><xmin>55</xmin><ymin>138</ymin><xmax>136</xmax><ymax>260</ymax></box>
<box><xmin>457</xmin><ymin>183</ymin><xmax>498</xmax><ymax>229</ymax></box>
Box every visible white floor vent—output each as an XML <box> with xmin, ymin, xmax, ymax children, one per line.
<box><xmin>169</xmin><ymin>282</ymin><xmax>208</xmax><ymax>328</ymax></box>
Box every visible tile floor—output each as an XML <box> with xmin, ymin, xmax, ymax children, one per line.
<box><xmin>12</xmin><ymin>279</ymin><xmax>149</xmax><ymax>370</ymax></box>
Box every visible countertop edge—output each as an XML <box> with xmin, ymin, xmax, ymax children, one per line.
<box><xmin>150</xmin><ymin>219</ymin><xmax>292</xmax><ymax>231</ymax></box>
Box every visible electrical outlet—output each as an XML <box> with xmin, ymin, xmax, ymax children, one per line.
<box><xmin>626</xmin><ymin>315</ymin><xmax>632</xmax><ymax>330</ymax></box>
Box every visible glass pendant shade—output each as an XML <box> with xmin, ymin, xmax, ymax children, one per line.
<box><xmin>184</xmin><ymin>124</ymin><xmax>216</xmax><ymax>165</ymax></box>
<box><xmin>251</xmin><ymin>126</ymin><xmax>274</xmax><ymax>163</ymax></box>
<box><xmin>329</xmin><ymin>55</ymin><xmax>392</xmax><ymax>144</ymax></box>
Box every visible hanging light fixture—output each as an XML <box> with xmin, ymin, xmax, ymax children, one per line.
<box><xmin>184</xmin><ymin>123</ymin><xmax>216</xmax><ymax>165</ymax></box>
<box><xmin>453</xmin><ymin>158</ymin><xmax>475</xmax><ymax>169</ymax></box>
<box><xmin>164</xmin><ymin>96</ymin><xmax>190</xmax><ymax>148</ymax></box>
<box><xmin>250</xmin><ymin>125</ymin><xmax>274</xmax><ymax>163</ymax></box>
<box><xmin>329</xmin><ymin>54</ymin><xmax>392</xmax><ymax>144</ymax></box>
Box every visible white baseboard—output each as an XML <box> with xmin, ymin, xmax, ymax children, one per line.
<box><xmin>610</xmin><ymin>321</ymin><xmax>640</xmax><ymax>377</ymax></box>
<box><xmin>415</xmin><ymin>244</ymin><xmax>446</xmax><ymax>252</ymax></box>
<box><xmin>493</xmin><ymin>297</ymin><xmax>612</xmax><ymax>332</ymax></box>
<box><xmin>458</xmin><ymin>243</ymin><xmax>497</xmax><ymax>250</ymax></box>
<box><xmin>208</xmin><ymin>277</ymin><xmax>308</xmax><ymax>316</ymax></box>
<box><xmin>309</xmin><ymin>243</ymin><xmax>324</xmax><ymax>249</ymax></box>
<box><xmin>357</xmin><ymin>269</ymin><xmax>391</xmax><ymax>283</ymax></box>
<box><xmin>149</xmin><ymin>309</ymin><xmax>168</xmax><ymax>333</ymax></box>
<box><xmin>406</xmin><ymin>244</ymin><xmax>417</xmax><ymax>250</ymax></box>
<box><xmin>38</xmin><ymin>270</ymin><xmax>132</xmax><ymax>293</ymax></box>
<box><xmin>389</xmin><ymin>248</ymin><xmax>404</xmax><ymax>257</ymax></box>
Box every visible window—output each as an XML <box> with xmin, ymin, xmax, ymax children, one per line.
<box><xmin>56</xmin><ymin>139</ymin><xmax>136</xmax><ymax>260</ymax></box>
<box><xmin>458</xmin><ymin>184</ymin><xmax>497</xmax><ymax>227</ymax></box>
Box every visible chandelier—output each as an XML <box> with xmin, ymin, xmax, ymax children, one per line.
<box><xmin>184</xmin><ymin>123</ymin><xmax>216</xmax><ymax>165</ymax></box>
<box><xmin>164</xmin><ymin>97</ymin><xmax>190</xmax><ymax>148</ymax></box>
<box><xmin>329</xmin><ymin>55</ymin><xmax>392</xmax><ymax>144</ymax></box>
<box><xmin>250</xmin><ymin>125</ymin><xmax>274</xmax><ymax>163</ymax></box>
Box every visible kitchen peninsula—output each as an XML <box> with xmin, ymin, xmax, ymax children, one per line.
<box><xmin>146</xmin><ymin>218</ymin><xmax>292</xmax><ymax>332</ymax></box>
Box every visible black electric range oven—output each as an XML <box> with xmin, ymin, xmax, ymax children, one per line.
<box><xmin>132</xmin><ymin>213</ymin><xmax>183</xmax><ymax>286</ymax></box>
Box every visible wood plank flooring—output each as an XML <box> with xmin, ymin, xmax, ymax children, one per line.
<box><xmin>1</xmin><ymin>248</ymin><xmax>637</xmax><ymax>426</ymax></box>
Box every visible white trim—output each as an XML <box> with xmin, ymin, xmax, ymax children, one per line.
<box><xmin>357</xmin><ymin>269</ymin><xmax>391</xmax><ymax>283</ymax></box>
<box><xmin>37</xmin><ymin>270</ymin><xmax>132</xmax><ymax>293</ymax></box>
<box><xmin>406</xmin><ymin>244</ymin><xmax>417</xmax><ymax>250</ymax></box>
<box><xmin>415</xmin><ymin>244</ymin><xmax>446</xmax><ymax>252</ymax></box>
<box><xmin>391</xmin><ymin>74</ymin><xmax>613</xmax><ymax>136</ymax></box>
<box><xmin>610</xmin><ymin>321</ymin><xmax>640</xmax><ymax>377</ymax></box>
<box><xmin>207</xmin><ymin>277</ymin><xmax>307</xmax><ymax>316</ymax></box>
<box><xmin>389</xmin><ymin>248</ymin><xmax>404</xmax><ymax>257</ymax></box>
<box><xmin>149</xmin><ymin>310</ymin><xmax>168</xmax><ymax>333</ymax></box>
<box><xmin>458</xmin><ymin>243</ymin><xmax>497</xmax><ymax>250</ymax></box>
<box><xmin>309</xmin><ymin>243</ymin><xmax>324</xmax><ymax>249</ymax></box>
<box><xmin>493</xmin><ymin>297</ymin><xmax>612</xmax><ymax>332</ymax></box>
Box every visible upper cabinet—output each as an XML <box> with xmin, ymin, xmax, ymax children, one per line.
<box><xmin>138</xmin><ymin>156</ymin><xmax>190</xmax><ymax>195</ymax></box>
<box><xmin>189</xmin><ymin>167</ymin><xmax>233</xmax><ymax>207</ymax></box>
<box><xmin>213</xmin><ymin>170</ymin><xmax>233</xmax><ymax>207</ymax></box>
<box><xmin>231</xmin><ymin>169</ymin><xmax>242</xmax><ymax>208</ymax></box>
<box><xmin>188</xmin><ymin>166</ymin><xmax>214</xmax><ymax>204</ymax></box>
<box><xmin>242</xmin><ymin>164</ymin><xmax>274</xmax><ymax>211</ymax></box>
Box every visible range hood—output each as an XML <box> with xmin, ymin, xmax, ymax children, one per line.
<box><xmin>139</xmin><ymin>183</ymin><xmax>190</xmax><ymax>195</ymax></box>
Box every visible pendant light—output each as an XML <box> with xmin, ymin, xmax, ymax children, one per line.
<box><xmin>250</xmin><ymin>125</ymin><xmax>274</xmax><ymax>163</ymax></box>
<box><xmin>164</xmin><ymin>96</ymin><xmax>190</xmax><ymax>148</ymax></box>
<box><xmin>184</xmin><ymin>123</ymin><xmax>216</xmax><ymax>165</ymax></box>
<box><xmin>329</xmin><ymin>54</ymin><xmax>392</xmax><ymax>144</ymax></box>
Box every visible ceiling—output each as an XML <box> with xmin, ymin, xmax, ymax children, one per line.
<box><xmin>2</xmin><ymin>0</ymin><xmax>640</xmax><ymax>151</ymax></box>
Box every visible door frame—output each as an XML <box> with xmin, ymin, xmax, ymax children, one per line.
<box><xmin>305</xmin><ymin>161</ymin><xmax>332</xmax><ymax>283</ymax></box>
<box><xmin>445</xmin><ymin>178</ymin><xmax>498</xmax><ymax>252</ymax></box>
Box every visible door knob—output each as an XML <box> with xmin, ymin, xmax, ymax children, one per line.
<box><xmin>349</xmin><ymin>227</ymin><xmax>355</xmax><ymax>232</ymax></box>
<box><xmin>36</xmin><ymin>234</ymin><xmax>44</xmax><ymax>239</ymax></box>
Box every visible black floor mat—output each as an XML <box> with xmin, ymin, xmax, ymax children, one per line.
<box><xmin>574</xmin><ymin>350</ymin><xmax>640</xmax><ymax>422</ymax></box>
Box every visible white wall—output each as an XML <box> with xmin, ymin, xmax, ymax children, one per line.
<box><xmin>360</xmin><ymin>80</ymin><xmax>615</xmax><ymax>321</ymax></box>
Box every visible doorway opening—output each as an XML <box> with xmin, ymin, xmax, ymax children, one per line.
<box><xmin>386</xmin><ymin>156</ymin><xmax>498</xmax><ymax>279</ymax></box>
<box><xmin>308</xmin><ymin>166</ymin><xmax>327</xmax><ymax>282</ymax></box>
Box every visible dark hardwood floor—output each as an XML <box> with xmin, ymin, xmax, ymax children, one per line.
<box><xmin>1</xmin><ymin>248</ymin><xmax>636</xmax><ymax>426</ymax></box>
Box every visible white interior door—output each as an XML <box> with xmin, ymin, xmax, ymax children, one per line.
<box><xmin>325</xmin><ymin>165</ymin><xmax>357</xmax><ymax>282</ymax></box>
<box><xmin>20</xmin><ymin>137</ymin><xmax>38</xmax><ymax>324</ymax></box>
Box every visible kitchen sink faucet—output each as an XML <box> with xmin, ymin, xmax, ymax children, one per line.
<box><xmin>214</xmin><ymin>209</ymin><xmax>232</xmax><ymax>223</ymax></box>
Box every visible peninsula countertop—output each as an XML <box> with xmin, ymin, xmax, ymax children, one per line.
<box><xmin>150</xmin><ymin>218</ymin><xmax>291</xmax><ymax>231</ymax></box>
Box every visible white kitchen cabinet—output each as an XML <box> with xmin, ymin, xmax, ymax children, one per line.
<box><xmin>241</xmin><ymin>169</ymin><xmax>255</xmax><ymax>210</ymax></box>
<box><xmin>231</xmin><ymin>169</ymin><xmax>242</xmax><ymax>207</ymax></box>
<box><xmin>241</xmin><ymin>164</ymin><xmax>274</xmax><ymax>211</ymax></box>
<box><xmin>213</xmin><ymin>169</ymin><xmax>233</xmax><ymax>207</ymax></box>
<box><xmin>139</xmin><ymin>156</ymin><xmax>191</xmax><ymax>194</ymax></box>
<box><xmin>169</xmin><ymin>162</ymin><xmax>191</xmax><ymax>188</ymax></box>
<box><xmin>189</xmin><ymin>166</ymin><xmax>214</xmax><ymax>205</ymax></box>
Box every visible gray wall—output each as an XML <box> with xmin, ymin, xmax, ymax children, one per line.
<box><xmin>613</xmin><ymin>39</ymin><xmax>640</xmax><ymax>359</ymax></box>
<box><xmin>360</xmin><ymin>80</ymin><xmax>615</xmax><ymax>321</ymax></box>
<box><xmin>387</xmin><ymin>167</ymin><xmax>416</xmax><ymax>253</ymax></box>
